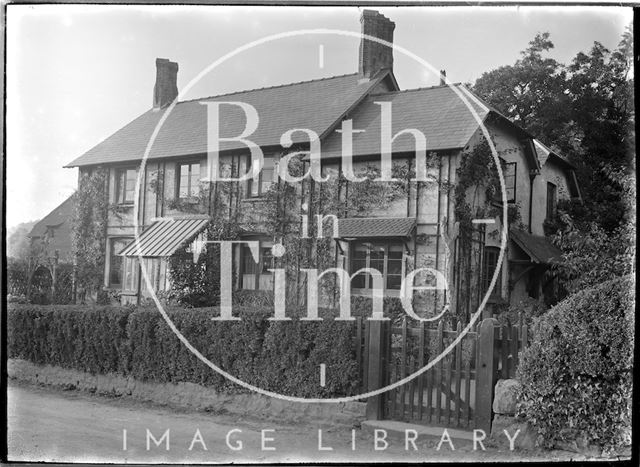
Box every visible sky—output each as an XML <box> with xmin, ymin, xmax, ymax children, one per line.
<box><xmin>5</xmin><ymin>4</ymin><xmax>632</xmax><ymax>228</ymax></box>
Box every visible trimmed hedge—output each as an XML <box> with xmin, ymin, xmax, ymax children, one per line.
<box><xmin>517</xmin><ymin>275</ymin><xmax>634</xmax><ymax>449</ymax></box>
<box><xmin>7</xmin><ymin>304</ymin><xmax>362</xmax><ymax>398</ymax></box>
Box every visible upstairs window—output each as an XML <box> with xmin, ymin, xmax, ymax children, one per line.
<box><xmin>178</xmin><ymin>162</ymin><xmax>201</xmax><ymax>200</ymax></box>
<box><xmin>546</xmin><ymin>182</ymin><xmax>557</xmax><ymax>220</ymax></box>
<box><xmin>247</xmin><ymin>158</ymin><xmax>276</xmax><ymax>198</ymax></box>
<box><xmin>503</xmin><ymin>162</ymin><xmax>517</xmax><ymax>203</ymax></box>
<box><xmin>116</xmin><ymin>168</ymin><xmax>137</xmax><ymax>204</ymax></box>
<box><xmin>493</xmin><ymin>159</ymin><xmax>516</xmax><ymax>203</ymax></box>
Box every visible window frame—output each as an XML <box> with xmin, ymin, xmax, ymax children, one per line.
<box><xmin>115</xmin><ymin>167</ymin><xmax>138</xmax><ymax>205</ymax></box>
<box><xmin>350</xmin><ymin>241</ymin><xmax>405</xmax><ymax>294</ymax></box>
<box><xmin>240</xmin><ymin>241</ymin><xmax>275</xmax><ymax>291</ymax></box>
<box><xmin>494</xmin><ymin>158</ymin><xmax>516</xmax><ymax>204</ymax></box>
<box><xmin>546</xmin><ymin>182</ymin><xmax>557</xmax><ymax>220</ymax></box>
<box><xmin>246</xmin><ymin>157</ymin><xmax>276</xmax><ymax>198</ymax></box>
<box><xmin>503</xmin><ymin>161</ymin><xmax>517</xmax><ymax>203</ymax></box>
<box><xmin>482</xmin><ymin>246</ymin><xmax>502</xmax><ymax>300</ymax></box>
<box><xmin>108</xmin><ymin>237</ymin><xmax>132</xmax><ymax>288</ymax></box>
<box><xmin>176</xmin><ymin>161</ymin><xmax>202</xmax><ymax>201</ymax></box>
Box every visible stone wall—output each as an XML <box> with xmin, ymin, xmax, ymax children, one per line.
<box><xmin>490</xmin><ymin>378</ymin><xmax>536</xmax><ymax>449</ymax></box>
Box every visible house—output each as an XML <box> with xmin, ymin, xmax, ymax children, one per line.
<box><xmin>24</xmin><ymin>195</ymin><xmax>76</xmax><ymax>302</ymax></box>
<box><xmin>63</xmin><ymin>10</ymin><xmax>581</xmax><ymax>316</ymax></box>
<box><xmin>28</xmin><ymin>195</ymin><xmax>75</xmax><ymax>263</ymax></box>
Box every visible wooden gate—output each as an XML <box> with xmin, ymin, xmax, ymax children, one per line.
<box><xmin>364</xmin><ymin>317</ymin><xmax>530</xmax><ymax>433</ymax></box>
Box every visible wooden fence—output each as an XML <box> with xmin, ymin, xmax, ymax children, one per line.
<box><xmin>362</xmin><ymin>317</ymin><xmax>530</xmax><ymax>433</ymax></box>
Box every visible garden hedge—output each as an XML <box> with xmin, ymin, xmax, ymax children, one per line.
<box><xmin>7</xmin><ymin>304</ymin><xmax>362</xmax><ymax>398</ymax></box>
<box><xmin>517</xmin><ymin>275</ymin><xmax>634</xmax><ymax>449</ymax></box>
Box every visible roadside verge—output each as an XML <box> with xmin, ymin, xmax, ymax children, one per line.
<box><xmin>8</xmin><ymin>358</ymin><xmax>366</xmax><ymax>426</ymax></box>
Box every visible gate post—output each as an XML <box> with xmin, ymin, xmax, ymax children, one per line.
<box><xmin>366</xmin><ymin>320</ymin><xmax>387</xmax><ymax>420</ymax></box>
<box><xmin>475</xmin><ymin>317</ymin><xmax>499</xmax><ymax>433</ymax></box>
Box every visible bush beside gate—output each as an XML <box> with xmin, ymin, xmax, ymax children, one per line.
<box><xmin>517</xmin><ymin>275</ymin><xmax>634</xmax><ymax>450</ymax></box>
<box><xmin>7</xmin><ymin>304</ymin><xmax>362</xmax><ymax>398</ymax></box>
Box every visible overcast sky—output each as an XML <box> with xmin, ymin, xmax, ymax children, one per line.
<box><xmin>5</xmin><ymin>4</ymin><xmax>632</xmax><ymax>228</ymax></box>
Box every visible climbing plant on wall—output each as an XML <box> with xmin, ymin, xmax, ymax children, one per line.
<box><xmin>164</xmin><ymin>154</ymin><xmax>412</xmax><ymax>309</ymax></box>
<box><xmin>166</xmin><ymin>174</ymin><xmax>243</xmax><ymax>306</ymax></box>
<box><xmin>71</xmin><ymin>168</ymin><xmax>109</xmax><ymax>297</ymax></box>
<box><xmin>452</xmin><ymin>136</ymin><xmax>525</xmax><ymax>323</ymax></box>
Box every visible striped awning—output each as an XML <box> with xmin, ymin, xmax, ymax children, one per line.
<box><xmin>119</xmin><ymin>217</ymin><xmax>210</xmax><ymax>257</ymax></box>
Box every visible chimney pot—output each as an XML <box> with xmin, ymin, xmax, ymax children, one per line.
<box><xmin>153</xmin><ymin>58</ymin><xmax>179</xmax><ymax>109</ymax></box>
<box><xmin>359</xmin><ymin>10</ymin><xmax>395</xmax><ymax>80</ymax></box>
<box><xmin>440</xmin><ymin>70</ymin><xmax>447</xmax><ymax>86</ymax></box>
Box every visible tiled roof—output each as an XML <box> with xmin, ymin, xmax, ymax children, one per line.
<box><xmin>534</xmin><ymin>139</ymin><xmax>574</xmax><ymax>169</ymax></box>
<box><xmin>534</xmin><ymin>139</ymin><xmax>581</xmax><ymax>199</ymax></box>
<box><xmin>319</xmin><ymin>84</ymin><xmax>491</xmax><ymax>159</ymax></box>
<box><xmin>338</xmin><ymin>217</ymin><xmax>416</xmax><ymax>238</ymax></box>
<box><xmin>65</xmin><ymin>73</ymin><xmax>387</xmax><ymax>168</ymax></box>
<box><xmin>510</xmin><ymin>228</ymin><xmax>563</xmax><ymax>264</ymax></box>
<box><xmin>119</xmin><ymin>217</ymin><xmax>210</xmax><ymax>257</ymax></box>
<box><xmin>29</xmin><ymin>195</ymin><xmax>75</xmax><ymax>238</ymax></box>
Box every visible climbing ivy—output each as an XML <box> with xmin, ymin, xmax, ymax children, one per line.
<box><xmin>164</xmin><ymin>154</ymin><xmax>411</xmax><ymax>308</ymax></box>
<box><xmin>71</xmin><ymin>168</ymin><xmax>109</xmax><ymax>297</ymax></box>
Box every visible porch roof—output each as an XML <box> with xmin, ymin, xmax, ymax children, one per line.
<box><xmin>337</xmin><ymin>217</ymin><xmax>416</xmax><ymax>239</ymax></box>
<box><xmin>510</xmin><ymin>228</ymin><xmax>563</xmax><ymax>264</ymax></box>
<box><xmin>119</xmin><ymin>217</ymin><xmax>210</xmax><ymax>257</ymax></box>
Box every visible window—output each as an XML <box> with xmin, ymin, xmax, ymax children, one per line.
<box><xmin>177</xmin><ymin>162</ymin><xmax>201</xmax><ymax>200</ymax></box>
<box><xmin>241</xmin><ymin>243</ymin><xmax>274</xmax><ymax>290</ymax></box>
<box><xmin>108</xmin><ymin>238</ymin><xmax>130</xmax><ymax>287</ymax></box>
<box><xmin>546</xmin><ymin>182</ymin><xmax>557</xmax><ymax>220</ymax></box>
<box><xmin>123</xmin><ymin>257</ymin><xmax>139</xmax><ymax>292</ymax></box>
<box><xmin>116</xmin><ymin>168</ymin><xmax>137</xmax><ymax>204</ymax></box>
<box><xmin>482</xmin><ymin>247</ymin><xmax>502</xmax><ymax>299</ymax></box>
<box><xmin>247</xmin><ymin>158</ymin><xmax>276</xmax><ymax>198</ymax></box>
<box><xmin>140</xmin><ymin>258</ymin><xmax>168</xmax><ymax>294</ymax></box>
<box><xmin>503</xmin><ymin>162</ymin><xmax>516</xmax><ymax>202</ymax></box>
<box><xmin>350</xmin><ymin>242</ymin><xmax>404</xmax><ymax>291</ymax></box>
<box><xmin>494</xmin><ymin>159</ymin><xmax>516</xmax><ymax>203</ymax></box>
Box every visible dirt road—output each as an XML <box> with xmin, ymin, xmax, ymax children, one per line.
<box><xmin>8</xmin><ymin>381</ymin><xmax>588</xmax><ymax>463</ymax></box>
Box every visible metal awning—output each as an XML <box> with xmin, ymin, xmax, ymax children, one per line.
<box><xmin>510</xmin><ymin>228</ymin><xmax>563</xmax><ymax>264</ymax></box>
<box><xmin>337</xmin><ymin>217</ymin><xmax>416</xmax><ymax>239</ymax></box>
<box><xmin>119</xmin><ymin>217</ymin><xmax>210</xmax><ymax>257</ymax></box>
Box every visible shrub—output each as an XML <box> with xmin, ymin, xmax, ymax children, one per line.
<box><xmin>517</xmin><ymin>275</ymin><xmax>634</xmax><ymax>449</ymax></box>
<box><xmin>7</xmin><ymin>303</ymin><xmax>363</xmax><ymax>398</ymax></box>
<box><xmin>495</xmin><ymin>297</ymin><xmax>547</xmax><ymax>328</ymax></box>
<box><xmin>351</xmin><ymin>296</ymin><xmax>406</xmax><ymax>323</ymax></box>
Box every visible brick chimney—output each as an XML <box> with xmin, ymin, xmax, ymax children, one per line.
<box><xmin>358</xmin><ymin>10</ymin><xmax>395</xmax><ymax>80</ymax></box>
<box><xmin>153</xmin><ymin>58</ymin><xmax>178</xmax><ymax>109</ymax></box>
<box><xmin>440</xmin><ymin>70</ymin><xmax>447</xmax><ymax>85</ymax></box>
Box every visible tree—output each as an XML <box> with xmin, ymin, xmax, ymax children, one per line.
<box><xmin>473</xmin><ymin>33</ymin><xmax>571</xmax><ymax>146</ymax></box>
<box><xmin>6</xmin><ymin>221</ymin><xmax>37</xmax><ymax>260</ymax></box>
<box><xmin>472</xmin><ymin>27</ymin><xmax>634</xmax><ymax>233</ymax></box>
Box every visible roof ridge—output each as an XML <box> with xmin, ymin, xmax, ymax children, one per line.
<box><xmin>28</xmin><ymin>195</ymin><xmax>74</xmax><ymax>237</ymax></box>
<box><xmin>369</xmin><ymin>82</ymin><xmax>463</xmax><ymax>96</ymax></box>
<box><xmin>177</xmin><ymin>72</ymin><xmax>360</xmax><ymax>104</ymax></box>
